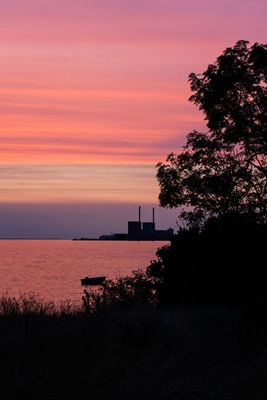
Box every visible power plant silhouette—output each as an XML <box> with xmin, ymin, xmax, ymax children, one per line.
<box><xmin>99</xmin><ymin>206</ymin><xmax>173</xmax><ymax>241</ymax></box>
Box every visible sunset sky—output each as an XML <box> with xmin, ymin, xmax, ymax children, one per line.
<box><xmin>1</xmin><ymin>0</ymin><xmax>267</xmax><ymax>238</ymax></box>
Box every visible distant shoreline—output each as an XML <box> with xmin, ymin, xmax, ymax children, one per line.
<box><xmin>72</xmin><ymin>238</ymin><xmax>169</xmax><ymax>241</ymax></box>
<box><xmin>0</xmin><ymin>238</ymin><xmax>169</xmax><ymax>241</ymax></box>
<box><xmin>0</xmin><ymin>238</ymin><xmax>70</xmax><ymax>240</ymax></box>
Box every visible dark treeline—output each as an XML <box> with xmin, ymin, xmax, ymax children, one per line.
<box><xmin>148</xmin><ymin>214</ymin><xmax>267</xmax><ymax>308</ymax></box>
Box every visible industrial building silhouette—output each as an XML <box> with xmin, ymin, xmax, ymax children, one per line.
<box><xmin>99</xmin><ymin>206</ymin><xmax>173</xmax><ymax>241</ymax></box>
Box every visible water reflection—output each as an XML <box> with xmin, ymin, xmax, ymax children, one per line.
<box><xmin>0</xmin><ymin>240</ymin><xmax>167</xmax><ymax>304</ymax></box>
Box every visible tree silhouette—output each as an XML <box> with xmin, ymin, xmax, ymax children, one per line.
<box><xmin>189</xmin><ymin>40</ymin><xmax>267</xmax><ymax>159</ymax></box>
<box><xmin>148</xmin><ymin>41</ymin><xmax>267</xmax><ymax>308</ymax></box>
<box><xmin>157</xmin><ymin>40</ymin><xmax>267</xmax><ymax>227</ymax></box>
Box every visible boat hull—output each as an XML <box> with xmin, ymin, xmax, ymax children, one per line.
<box><xmin>81</xmin><ymin>276</ymin><xmax>106</xmax><ymax>285</ymax></box>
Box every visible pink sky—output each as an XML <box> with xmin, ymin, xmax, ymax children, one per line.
<box><xmin>1</xmin><ymin>0</ymin><xmax>266</xmax><ymax>237</ymax></box>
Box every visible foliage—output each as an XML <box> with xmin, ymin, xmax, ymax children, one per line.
<box><xmin>0</xmin><ymin>292</ymin><xmax>80</xmax><ymax>316</ymax></box>
<box><xmin>189</xmin><ymin>40</ymin><xmax>267</xmax><ymax>158</ymax></box>
<box><xmin>157</xmin><ymin>135</ymin><xmax>267</xmax><ymax>226</ymax></box>
<box><xmin>82</xmin><ymin>269</ymin><xmax>160</xmax><ymax>313</ymax></box>
<box><xmin>147</xmin><ymin>214</ymin><xmax>267</xmax><ymax>307</ymax></box>
<box><xmin>0</xmin><ymin>292</ymin><xmax>55</xmax><ymax>316</ymax></box>
<box><xmin>157</xmin><ymin>40</ymin><xmax>267</xmax><ymax>227</ymax></box>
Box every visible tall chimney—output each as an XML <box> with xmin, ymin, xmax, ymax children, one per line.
<box><xmin>139</xmin><ymin>206</ymin><xmax>141</xmax><ymax>222</ymax></box>
<box><xmin>152</xmin><ymin>207</ymin><xmax>155</xmax><ymax>223</ymax></box>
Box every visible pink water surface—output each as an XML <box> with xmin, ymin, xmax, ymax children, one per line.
<box><xmin>0</xmin><ymin>240</ymin><xmax>167</xmax><ymax>304</ymax></box>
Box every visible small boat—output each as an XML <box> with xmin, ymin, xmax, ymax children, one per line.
<box><xmin>81</xmin><ymin>276</ymin><xmax>106</xmax><ymax>285</ymax></box>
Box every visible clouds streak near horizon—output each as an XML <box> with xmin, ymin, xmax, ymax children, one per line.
<box><xmin>1</xmin><ymin>164</ymin><xmax>159</xmax><ymax>203</ymax></box>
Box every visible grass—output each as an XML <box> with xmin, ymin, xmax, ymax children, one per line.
<box><xmin>0</xmin><ymin>293</ymin><xmax>267</xmax><ymax>399</ymax></box>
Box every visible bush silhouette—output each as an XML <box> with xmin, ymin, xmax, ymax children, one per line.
<box><xmin>147</xmin><ymin>214</ymin><xmax>267</xmax><ymax>308</ymax></box>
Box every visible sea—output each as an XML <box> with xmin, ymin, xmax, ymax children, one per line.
<box><xmin>0</xmin><ymin>240</ymin><xmax>168</xmax><ymax>305</ymax></box>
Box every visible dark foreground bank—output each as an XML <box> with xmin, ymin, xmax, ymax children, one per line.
<box><xmin>0</xmin><ymin>294</ymin><xmax>267</xmax><ymax>400</ymax></box>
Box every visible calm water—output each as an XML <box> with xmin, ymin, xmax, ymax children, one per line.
<box><xmin>0</xmin><ymin>240</ymin><xmax>168</xmax><ymax>304</ymax></box>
